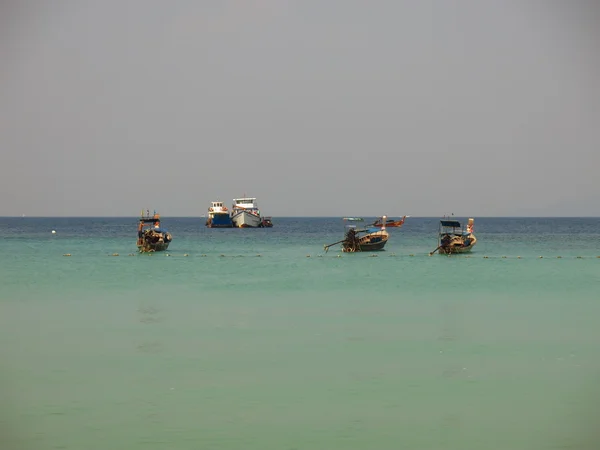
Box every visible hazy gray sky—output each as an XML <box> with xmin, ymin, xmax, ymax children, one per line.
<box><xmin>1</xmin><ymin>1</ymin><xmax>598</xmax><ymax>216</ymax></box>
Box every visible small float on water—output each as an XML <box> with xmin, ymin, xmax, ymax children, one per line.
<box><xmin>430</xmin><ymin>217</ymin><xmax>476</xmax><ymax>255</ymax></box>
<box><xmin>137</xmin><ymin>210</ymin><xmax>172</xmax><ymax>253</ymax></box>
<box><xmin>324</xmin><ymin>216</ymin><xmax>390</xmax><ymax>253</ymax></box>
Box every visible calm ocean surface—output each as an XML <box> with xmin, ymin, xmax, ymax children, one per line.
<box><xmin>1</xmin><ymin>217</ymin><xmax>600</xmax><ymax>449</ymax></box>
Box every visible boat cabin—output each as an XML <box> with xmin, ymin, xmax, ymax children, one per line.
<box><xmin>439</xmin><ymin>219</ymin><xmax>464</xmax><ymax>236</ymax></box>
<box><xmin>138</xmin><ymin>211</ymin><xmax>161</xmax><ymax>243</ymax></box>
<box><xmin>232</xmin><ymin>197</ymin><xmax>260</xmax><ymax>216</ymax></box>
<box><xmin>233</xmin><ymin>197</ymin><xmax>257</xmax><ymax>208</ymax></box>
<box><xmin>438</xmin><ymin>219</ymin><xmax>473</xmax><ymax>237</ymax></box>
<box><xmin>209</xmin><ymin>201</ymin><xmax>228</xmax><ymax>212</ymax></box>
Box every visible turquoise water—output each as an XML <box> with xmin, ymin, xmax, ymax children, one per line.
<box><xmin>1</xmin><ymin>217</ymin><xmax>600</xmax><ymax>449</ymax></box>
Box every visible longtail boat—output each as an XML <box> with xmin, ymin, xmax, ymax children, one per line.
<box><xmin>371</xmin><ymin>215</ymin><xmax>407</xmax><ymax>228</ymax></box>
<box><xmin>430</xmin><ymin>218</ymin><xmax>476</xmax><ymax>255</ymax></box>
<box><xmin>324</xmin><ymin>216</ymin><xmax>390</xmax><ymax>253</ymax></box>
<box><xmin>137</xmin><ymin>210</ymin><xmax>172</xmax><ymax>253</ymax></box>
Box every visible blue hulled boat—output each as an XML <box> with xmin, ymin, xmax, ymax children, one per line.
<box><xmin>206</xmin><ymin>201</ymin><xmax>233</xmax><ymax>228</ymax></box>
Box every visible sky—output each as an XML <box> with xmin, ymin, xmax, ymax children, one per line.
<box><xmin>1</xmin><ymin>0</ymin><xmax>599</xmax><ymax>217</ymax></box>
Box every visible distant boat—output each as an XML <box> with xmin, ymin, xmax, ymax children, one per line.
<box><xmin>206</xmin><ymin>201</ymin><xmax>233</xmax><ymax>228</ymax></box>
<box><xmin>372</xmin><ymin>215</ymin><xmax>407</xmax><ymax>228</ymax></box>
<box><xmin>430</xmin><ymin>218</ymin><xmax>476</xmax><ymax>255</ymax></box>
<box><xmin>324</xmin><ymin>216</ymin><xmax>390</xmax><ymax>253</ymax></box>
<box><xmin>230</xmin><ymin>197</ymin><xmax>263</xmax><ymax>228</ymax></box>
<box><xmin>137</xmin><ymin>210</ymin><xmax>172</xmax><ymax>253</ymax></box>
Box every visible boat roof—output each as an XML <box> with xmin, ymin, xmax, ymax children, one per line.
<box><xmin>233</xmin><ymin>197</ymin><xmax>256</xmax><ymax>201</ymax></box>
<box><xmin>440</xmin><ymin>220</ymin><xmax>461</xmax><ymax>227</ymax></box>
<box><xmin>140</xmin><ymin>210</ymin><xmax>160</xmax><ymax>219</ymax></box>
<box><xmin>343</xmin><ymin>217</ymin><xmax>364</xmax><ymax>221</ymax></box>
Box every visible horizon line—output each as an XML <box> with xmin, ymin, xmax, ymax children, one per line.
<box><xmin>3</xmin><ymin>215</ymin><xmax>600</xmax><ymax>219</ymax></box>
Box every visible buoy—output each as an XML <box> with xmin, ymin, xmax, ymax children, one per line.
<box><xmin>51</xmin><ymin>230</ymin><xmax>56</xmax><ymax>234</ymax></box>
<box><xmin>306</xmin><ymin>255</ymin><xmax>310</xmax><ymax>257</ymax></box>
<box><xmin>557</xmin><ymin>256</ymin><xmax>561</xmax><ymax>259</ymax></box>
<box><xmin>576</xmin><ymin>256</ymin><xmax>582</xmax><ymax>259</ymax></box>
<box><xmin>370</xmin><ymin>254</ymin><xmax>378</xmax><ymax>257</ymax></box>
<box><xmin>112</xmin><ymin>253</ymin><xmax>119</xmax><ymax>256</ymax></box>
<box><xmin>63</xmin><ymin>253</ymin><xmax>71</xmax><ymax>257</ymax></box>
<box><xmin>165</xmin><ymin>253</ymin><xmax>170</xmax><ymax>256</ymax></box>
<box><xmin>538</xmin><ymin>256</ymin><xmax>543</xmax><ymax>259</ymax></box>
<box><xmin>256</xmin><ymin>254</ymin><xmax>261</xmax><ymax>257</ymax></box>
<box><xmin>517</xmin><ymin>256</ymin><xmax>521</xmax><ymax>259</ymax></box>
<box><xmin>220</xmin><ymin>254</ymin><xmax>225</xmax><ymax>257</ymax></box>
<box><xmin>483</xmin><ymin>256</ymin><xmax>488</xmax><ymax>259</ymax></box>
<box><xmin>502</xmin><ymin>256</ymin><xmax>507</xmax><ymax>259</ymax></box>
<box><xmin>184</xmin><ymin>254</ymin><xmax>189</xmax><ymax>257</ymax></box>
<box><xmin>337</xmin><ymin>255</ymin><xmax>341</xmax><ymax>258</ymax></box>
<box><xmin>201</xmin><ymin>254</ymin><xmax>207</xmax><ymax>257</ymax></box>
<box><xmin>409</xmin><ymin>254</ymin><xmax>414</xmax><ymax>257</ymax></box>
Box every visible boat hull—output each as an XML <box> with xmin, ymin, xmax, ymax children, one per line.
<box><xmin>138</xmin><ymin>241</ymin><xmax>170</xmax><ymax>253</ymax></box>
<box><xmin>342</xmin><ymin>230</ymin><xmax>389</xmax><ymax>252</ymax></box>
<box><xmin>138</xmin><ymin>229</ymin><xmax>172</xmax><ymax>253</ymax></box>
<box><xmin>206</xmin><ymin>212</ymin><xmax>233</xmax><ymax>228</ymax></box>
<box><xmin>438</xmin><ymin>234</ymin><xmax>477</xmax><ymax>254</ymax></box>
<box><xmin>372</xmin><ymin>220</ymin><xmax>404</xmax><ymax>227</ymax></box>
<box><xmin>358</xmin><ymin>240</ymin><xmax>387</xmax><ymax>251</ymax></box>
<box><xmin>231</xmin><ymin>210</ymin><xmax>262</xmax><ymax>228</ymax></box>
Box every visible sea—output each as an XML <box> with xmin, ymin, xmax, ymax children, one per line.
<box><xmin>1</xmin><ymin>216</ymin><xmax>599</xmax><ymax>450</ymax></box>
